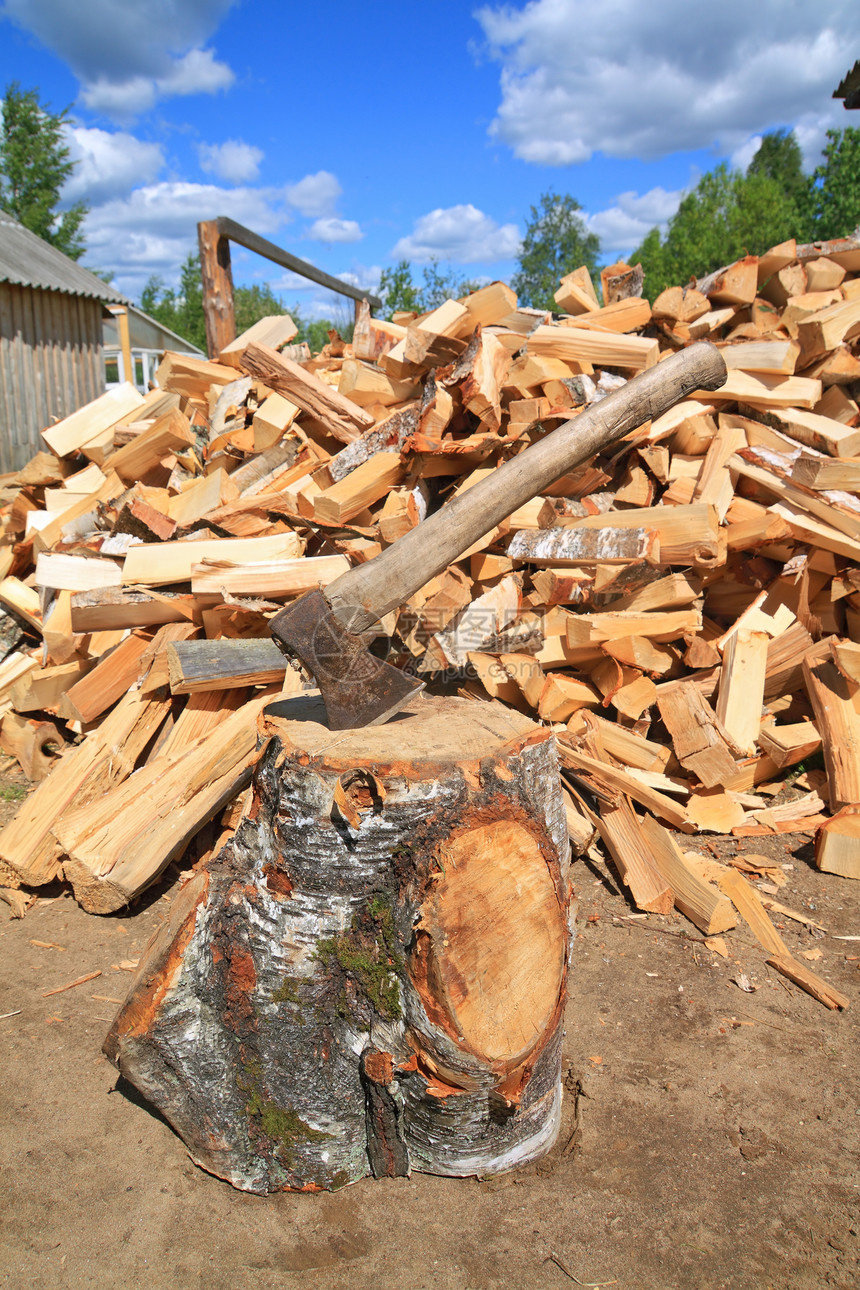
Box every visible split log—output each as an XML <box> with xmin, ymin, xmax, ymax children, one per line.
<box><xmin>766</xmin><ymin>953</ymin><xmax>849</xmax><ymax>1010</ymax></box>
<box><xmin>59</xmin><ymin>690</ymin><xmax>275</xmax><ymax>913</ymax></box>
<box><xmin>756</xmin><ymin>722</ymin><xmax>821</xmax><ymax>769</ymax></box>
<box><xmin>70</xmin><ymin>587</ymin><xmax>201</xmax><ymax>632</ymax></box>
<box><xmin>595</xmin><ymin>798</ymin><xmax>673</xmax><ymax>913</ymax></box>
<box><xmin>802</xmin><ymin>638</ymin><xmax>860</xmax><ymax>810</ymax></box>
<box><xmin>508</xmin><ymin>526</ymin><xmax>657</xmax><ymax>566</ymax></box>
<box><xmin>242</xmin><ymin>344</ymin><xmax>374</xmax><ymax>444</ymax></box>
<box><xmin>815</xmin><ymin>807</ymin><xmax>860</xmax><ymax>879</ymax></box>
<box><xmin>166</xmin><ymin>639</ymin><xmax>287</xmax><ymax>693</ymax></box>
<box><xmin>0</xmin><ymin>690</ymin><xmax>171</xmax><ymax>886</ymax></box>
<box><xmin>715</xmin><ymin>629</ymin><xmax>768</xmax><ymax>755</ymax></box>
<box><xmin>122</xmin><ymin>533</ymin><xmax>303</xmax><ymax>588</ymax></box>
<box><xmin>104</xmin><ymin>408</ymin><xmax>195</xmax><ymax>482</ymax></box>
<box><xmin>640</xmin><ymin>815</ymin><xmax>736</xmax><ymax>934</ymax></box>
<box><xmin>527</xmin><ymin>324</ymin><xmax>659</xmax><ymax>371</ymax></box>
<box><xmin>656</xmin><ymin>681</ymin><xmax>740</xmax><ymax>787</ymax></box>
<box><xmin>104</xmin><ymin>693</ymin><xmax>571</xmax><ymax>1192</ymax></box>
<box><xmin>554</xmin><ymin>266</ymin><xmax>599</xmax><ymax>315</ymax></box>
<box><xmin>42</xmin><ymin>384</ymin><xmax>145</xmax><ymax>458</ymax></box>
<box><xmin>219</xmin><ymin>315</ymin><xmax>298</xmax><ymax>369</ymax></box>
<box><xmin>59</xmin><ymin>631</ymin><xmax>154</xmax><ymax>725</ymax></box>
<box><xmin>190</xmin><ymin>554</ymin><xmax>350</xmax><ymax>598</ymax></box>
<box><xmin>0</xmin><ymin>714</ymin><xmax>65</xmax><ymax>781</ymax></box>
<box><xmin>697</xmin><ymin>257</ymin><xmax>758</xmax><ymax>306</ymax></box>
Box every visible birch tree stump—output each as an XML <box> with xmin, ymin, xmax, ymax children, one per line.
<box><xmin>105</xmin><ymin>692</ymin><xmax>571</xmax><ymax>1194</ymax></box>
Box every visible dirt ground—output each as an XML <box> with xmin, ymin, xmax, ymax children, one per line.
<box><xmin>1</xmin><ymin>766</ymin><xmax>859</xmax><ymax>1290</ymax></box>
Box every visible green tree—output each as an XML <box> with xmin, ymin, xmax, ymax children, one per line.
<box><xmin>420</xmin><ymin>260</ymin><xmax>481</xmax><ymax>310</ymax></box>
<box><xmin>811</xmin><ymin>127</ymin><xmax>860</xmax><ymax>241</ymax></box>
<box><xmin>234</xmin><ymin>282</ymin><xmax>287</xmax><ymax>334</ymax></box>
<box><xmin>747</xmin><ymin>128</ymin><xmax>811</xmax><ymax>226</ymax></box>
<box><xmin>142</xmin><ymin>256</ymin><xmax>304</xmax><ymax>352</ymax></box>
<box><xmin>140</xmin><ymin>253</ymin><xmax>208</xmax><ymax>351</ymax></box>
<box><xmin>0</xmin><ymin>82</ymin><xmax>87</xmax><ymax>260</ymax></box>
<box><xmin>512</xmin><ymin>191</ymin><xmax>600</xmax><ymax>311</ymax></box>
<box><xmin>378</xmin><ymin>259</ymin><xmax>423</xmax><ymax>319</ymax></box>
<box><xmin>291</xmin><ymin>312</ymin><xmax>340</xmax><ymax>351</ymax></box>
<box><xmin>633</xmin><ymin>162</ymin><xmax>802</xmax><ymax>300</ymax></box>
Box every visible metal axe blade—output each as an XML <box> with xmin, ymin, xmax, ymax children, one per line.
<box><xmin>269</xmin><ymin>590</ymin><xmax>424</xmax><ymax>731</ymax></box>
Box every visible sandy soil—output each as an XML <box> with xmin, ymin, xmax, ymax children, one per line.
<box><xmin>1</xmin><ymin>771</ymin><xmax>859</xmax><ymax>1290</ymax></box>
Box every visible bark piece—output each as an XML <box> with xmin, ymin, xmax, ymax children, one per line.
<box><xmin>0</xmin><ymin>714</ymin><xmax>64</xmax><ymax>781</ymax></box>
<box><xmin>104</xmin><ymin>693</ymin><xmax>570</xmax><ymax>1192</ymax></box>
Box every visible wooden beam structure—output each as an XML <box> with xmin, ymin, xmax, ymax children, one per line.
<box><xmin>197</xmin><ymin>216</ymin><xmax>383</xmax><ymax>359</ymax></box>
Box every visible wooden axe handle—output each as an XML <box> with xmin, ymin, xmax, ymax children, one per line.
<box><xmin>327</xmin><ymin>341</ymin><xmax>727</xmax><ymax>634</ymax></box>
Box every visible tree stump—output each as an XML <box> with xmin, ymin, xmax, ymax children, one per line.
<box><xmin>105</xmin><ymin>692</ymin><xmax>572</xmax><ymax>1193</ymax></box>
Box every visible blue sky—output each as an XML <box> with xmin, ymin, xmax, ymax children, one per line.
<box><xmin>2</xmin><ymin>0</ymin><xmax>858</xmax><ymax>317</ymax></box>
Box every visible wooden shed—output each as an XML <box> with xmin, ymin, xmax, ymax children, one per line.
<box><xmin>0</xmin><ymin>213</ymin><xmax>129</xmax><ymax>473</ymax></box>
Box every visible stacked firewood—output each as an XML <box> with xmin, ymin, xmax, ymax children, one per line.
<box><xmin>0</xmin><ymin>236</ymin><xmax>858</xmax><ymax>1006</ymax></box>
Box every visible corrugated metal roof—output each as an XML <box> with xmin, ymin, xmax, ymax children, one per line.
<box><xmin>0</xmin><ymin>213</ymin><xmax>130</xmax><ymax>303</ymax></box>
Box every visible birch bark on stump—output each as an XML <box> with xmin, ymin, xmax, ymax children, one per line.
<box><xmin>105</xmin><ymin>693</ymin><xmax>571</xmax><ymax>1194</ymax></box>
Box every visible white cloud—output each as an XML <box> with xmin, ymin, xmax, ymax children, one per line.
<box><xmin>198</xmin><ymin>139</ymin><xmax>264</xmax><ymax>185</ymax></box>
<box><xmin>335</xmin><ymin>265</ymin><xmax>382</xmax><ymax>295</ymax></box>
<box><xmin>63</xmin><ymin>125</ymin><xmax>164</xmax><ymax>204</ymax></box>
<box><xmin>79</xmin><ymin>77</ymin><xmax>159</xmax><ymax>117</ymax></box>
<box><xmin>285</xmin><ymin>171</ymin><xmax>342</xmax><ymax>218</ymax></box>
<box><xmin>392</xmin><ymin>204</ymin><xmax>521</xmax><ymax>263</ymax></box>
<box><xmin>80</xmin><ymin>47</ymin><xmax>234</xmax><ymax>116</ymax></box>
<box><xmin>82</xmin><ymin>180</ymin><xmax>287</xmax><ymax>298</ymax></box>
<box><xmin>308</xmin><ymin>217</ymin><xmax>364</xmax><ymax>244</ymax></box>
<box><xmin>158</xmin><ymin>46</ymin><xmax>232</xmax><ymax>96</ymax></box>
<box><xmin>3</xmin><ymin>0</ymin><xmax>237</xmax><ymax>116</ymax></box>
<box><xmin>793</xmin><ymin>114</ymin><xmax>844</xmax><ymax>172</ymax></box>
<box><xmin>476</xmin><ymin>0</ymin><xmax>860</xmax><ymax>168</ymax></box>
<box><xmin>586</xmin><ymin>186</ymin><xmax>684</xmax><ymax>260</ymax></box>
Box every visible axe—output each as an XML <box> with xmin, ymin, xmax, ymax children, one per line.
<box><xmin>269</xmin><ymin>341</ymin><xmax>727</xmax><ymax>729</ymax></box>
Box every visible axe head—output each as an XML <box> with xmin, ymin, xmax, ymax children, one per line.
<box><xmin>269</xmin><ymin>589</ymin><xmax>424</xmax><ymax>730</ymax></box>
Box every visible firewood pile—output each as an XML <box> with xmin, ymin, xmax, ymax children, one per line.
<box><xmin>0</xmin><ymin>235</ymin><xmax>858</xmax><ymax>1011</ymax></box>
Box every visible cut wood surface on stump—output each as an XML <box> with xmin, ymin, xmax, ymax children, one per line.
<box><xmin>105</xmin><ymin>693</ymin><xmax>571</xmax><ymax>1192</ymax></box>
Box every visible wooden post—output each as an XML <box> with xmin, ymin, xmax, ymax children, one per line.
<box><xmin>105</xmin><ymin>692</ymin><xmax>572</xmax><ymax>1193</ymax></box>
<box><xmin>197</xmin><ymin>219</ymin><xmax>236</xmax><ymax>359</ymax></box>
<box><xmin>117</xmin><ymin>307</ymin><xmax>133</xmax><ymax>387</ymax></box>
